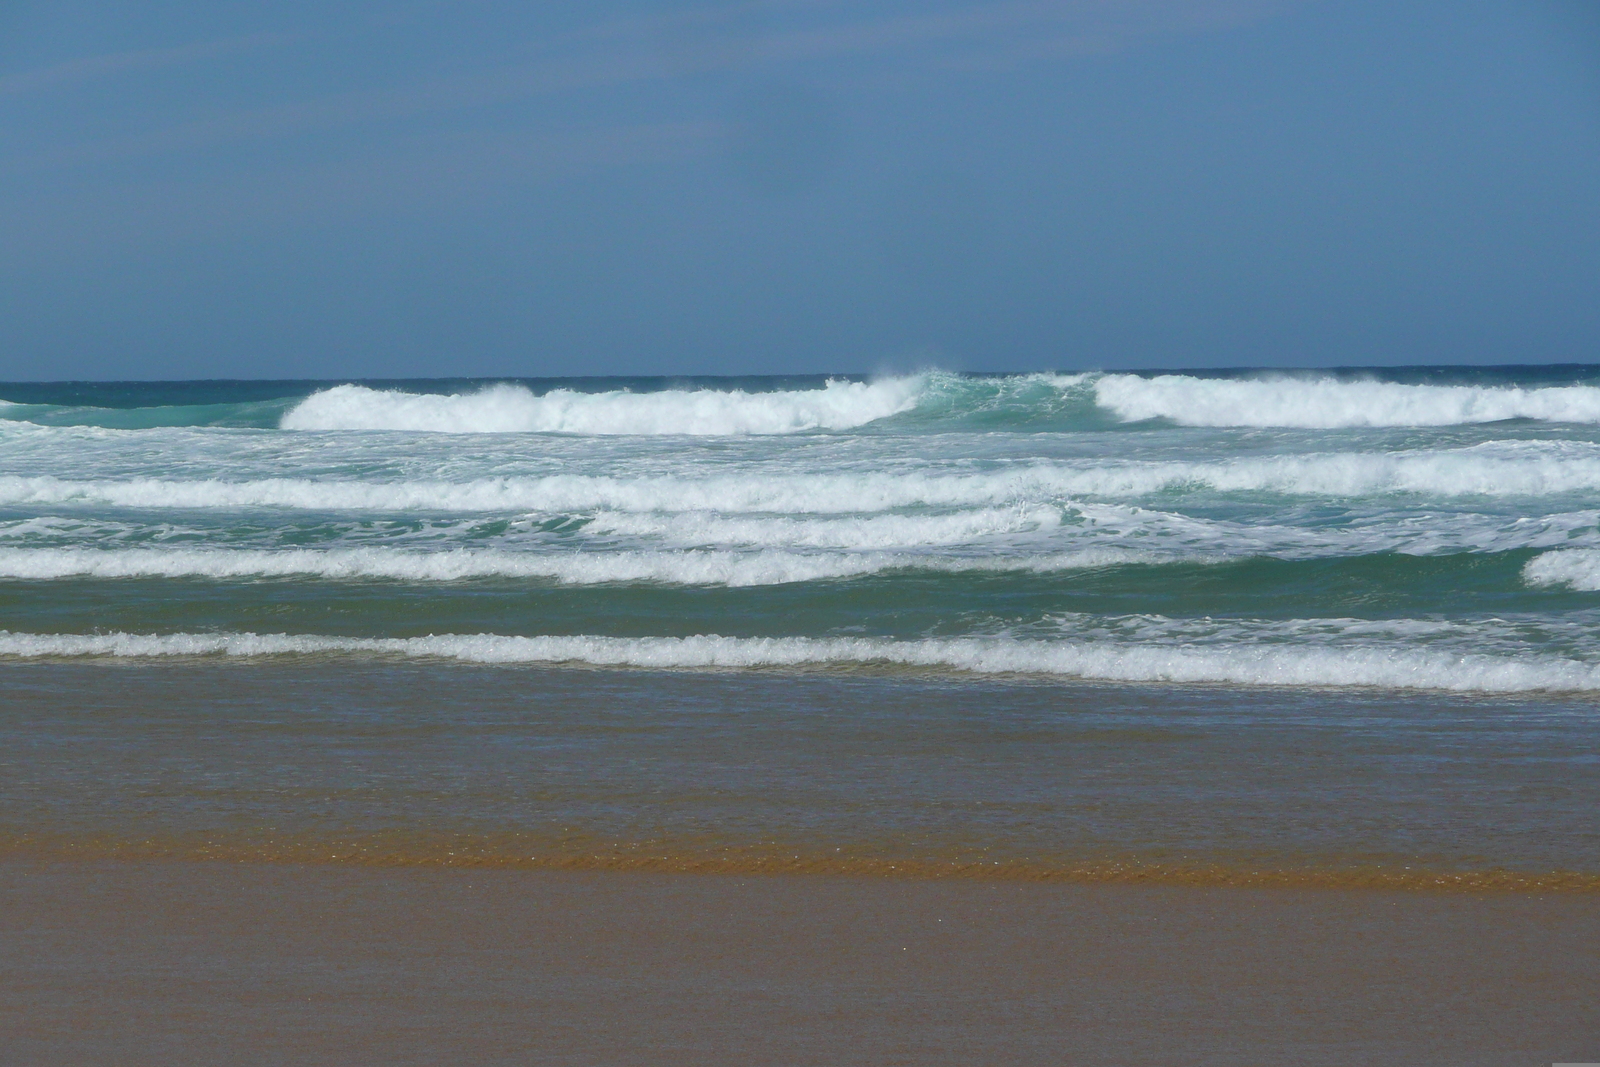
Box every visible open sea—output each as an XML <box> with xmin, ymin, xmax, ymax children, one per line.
<box><xmin>3</xmin><ymin>366</ymin><xmax>1599</xmax><ymax>887</ymax></box>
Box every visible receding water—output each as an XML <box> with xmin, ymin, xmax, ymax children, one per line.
<box><xmin>4</xmin><ymin>662</ymin><xmax>1597</xmax><ymax>885</ymax></box>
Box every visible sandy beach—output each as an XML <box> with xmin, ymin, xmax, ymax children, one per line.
<box><xmin>3</xmin><ymin>858</ymin><xmax>1596</xmax><ymax>1066</ymax></box>
<box><xmin>9</xmin><ymin>0</ymin><xmax>1600</xmax><ymax>1060</ymax></box>
<box><xmin>4</xmin><ymin>662</ymin><xmax>1598</xmax><ymax>1062</ymax></box>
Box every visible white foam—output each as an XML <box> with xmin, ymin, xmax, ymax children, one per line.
<box><xmin>582</xmin><ymin>506</ymin><xmax>1065</xmax><ymax>548</ymax></box>
<box><xmin>1121</xmin><ymin>443</ymin><xmax>1600</xmax><ymax>498</ymax></box>
<box><xmin>0</xmin><ymin>546</ymin><xmax>1153</xmax><ymax>586</ymax></box>
<box><xmin>12</xmin><ymin>373</ymin><xmax>1600</xmax><ymax>435</ymax></box>
<box><xmin>1523</xmin><ymin>549</ymin><xmax>1600</xmax><ymax>592</ymax></box>
<box><xmin>2</xmin><ymin>628</ymin><xmax>1596</xmax><ymax>692</ymax></box>
<box><xmin>4</xmin><ymin>501</ymin><xmax>1591</xmax><ymax>565</ymax></box>
<box><xmin>7</xmin><ymin>444</ymin><xmax>1600</xmax><ymax>518</ymax></box>
<box><xmin>280</xmin><ymin>379</ymin><xmax>924</xmax><ymax>435</ymax></box>
<box><xmin>1094</xmin><ymin>374</ymin><xmax>1600</xmax><ymax>428</ymax></box>
<box><xmin>0</xmin><ymin>471</ymin><xmax>1087</xmax><ymax>514</ymax></box>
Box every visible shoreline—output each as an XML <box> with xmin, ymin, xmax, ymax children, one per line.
<box><xmin>7</xmin><ymin>661</ymin><xmax>1597</xmax><ymax>889</ymax></box>
<box><xmin>7</xmin><ymin>648</ymin><xmax>1600</xmax><ymax>707</ymax></box>
<box><xmin>4</xmin><ymin>839</ymin><xmax>1598</xmax><ymax>894</ymax></box>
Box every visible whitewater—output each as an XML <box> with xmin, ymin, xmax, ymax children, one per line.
<box><xmin>5</xmin><ymin>621</ymin><xmax>1600</xmax><ymax>692</ymax></box>
<box><xmin>4</xmin><ymin>366</ymin><xmax>1600</xmax><ymax>693</ymax></box>
<box><xmin>265</xmin><ymin>371</ymin><xmax>1600</xmax><ymax>434</ymax></box>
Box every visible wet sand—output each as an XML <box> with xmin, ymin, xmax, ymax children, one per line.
<box><xmin>8</xmin><ymin>662</ymin><xmax>1600</xmax><ymax>885</ymax></box>
<box><xmin>3</xmin><ymin>859</ymin><xmax>1596</xmax><ymax>1066</ymax></box>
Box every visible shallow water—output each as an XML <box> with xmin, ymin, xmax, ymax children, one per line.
<box><xmin>4</xmin><ymin>662</ymin><xmax>1596</xmax><ymax>885</ymax></box>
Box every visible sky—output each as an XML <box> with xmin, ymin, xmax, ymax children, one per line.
<box><xmin>1</xmin><ymin>0</ymin><xmax>1598</xmax><ymax>380</ymax></box>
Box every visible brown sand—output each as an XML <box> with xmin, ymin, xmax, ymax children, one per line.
<box><xmin>2</xmin><ymin>859</ymin><xmax>1596</xmax><ymax>1066</ymax></box>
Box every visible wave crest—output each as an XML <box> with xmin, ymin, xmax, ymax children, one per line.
<box><xmin>3</xmin><ymin>628</ymin><xmax>1597</xmax><ymax>692</ymax></box>
<box><xmin>1094</xmin><ymin>374</ymin><xmax>1600</xmax><ymax>428</ymax></box>
<box><xmin>0</xmin><ymin>546</ymin><xmax>1151</xmax><ymax>586</ymax></box>
<box><xmin>1524</xmin><ymin>549</ymin><xmax>1600</xmax><ymax>592</ymax></box>
<box><xmin>280</xmin><ymin>379</ymin><xmax>923</xmax><ymax>435</ymax></box>
<box><xmin>13</xmin><ymin>370</ymin><xmax>1600</xmax><ymax>434</ymax></box>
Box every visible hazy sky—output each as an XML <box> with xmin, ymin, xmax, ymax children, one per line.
<box><xmin>2</xmin><ymin>0</ymin><xmax>1598</xmax><ymax>379</ymax></box>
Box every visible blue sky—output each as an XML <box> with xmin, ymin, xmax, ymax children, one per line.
<box><xmin>2</xmin><ymin>0</ymin><xmax>1598</xmax><ymax>379</ymax></box>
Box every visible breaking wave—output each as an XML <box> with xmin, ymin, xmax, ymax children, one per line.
<box><xmin>280</xmin><ymin>379</ymin><xmax>924</xmax><ymax>435</ymax></box>
<box><xmin>0</xmin><ymin>546</ymin><xmax>1151</xmax><ymax>586</ymax></box>
<box><xmin>1092</xmin><ymin>374</ymin><xmax>1600</xmax><ymax>428</ymax></box>
<box><xmin>275</xmin><ymin>372</ymin><xmax>1600</xmax><ymax>436</ymax></box>
<box><xmin>9</xmin><ymin>370</ymin><xmax>1600</xmax><ymax>434</ymax></box>
<box><xmin>4</xmin><ymin>627</ymin><xmax>1599</xmax><ymax>692</ymax></box>
<box><xmin>1524</xmin><ymin>549</ymin><xmax>1600</xmax><ymax>592</ymax></box>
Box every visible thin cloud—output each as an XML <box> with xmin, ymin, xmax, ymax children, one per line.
<box><xmin>1</xmin><ymin>119</ymin><xmax>725</xmax><ymax>256</ymax></box>
<box><xmin>3</xmin><ymin>0</ymin><xmax>1295</xmax><ymax>174</ymax></box>
<box><xmin>0</xmin><ymin>31</ymin><xmax>293</xmax><ymax>97</ymax></box>
<box><xmin>621</xmin><ymin>0</ymin><xmax>1297</xmax><ymax>68</ymax></box>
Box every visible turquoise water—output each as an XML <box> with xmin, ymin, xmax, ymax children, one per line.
<box><xmin>5</xmin><ymin>366</ymin><xmax>1600</xmax><ymax>692</ymax></box>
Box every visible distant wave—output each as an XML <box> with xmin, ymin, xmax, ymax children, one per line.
<box><xmin>1093</xmin><ymin>374</ymin><xmax>1600</xmax><ymax>428</ymax></box>
<box><xmin>277</xmin><ymin>373</ymin><xmax>1600</xmax><ymax>436</ymax></box>
<box><xmin>281</xmin><ymin>379</ymin><xmax>923</xmax><ymax>434</ymax></box>
<box><xmin>4</xmin><ymin>627</ymin><xmax>1598</xmax><ymax>692</ymax></box>
<box><xmin>8</xmin><ymin>370</ymin><xmax>1600</xmax><ymax>434</ymax></box>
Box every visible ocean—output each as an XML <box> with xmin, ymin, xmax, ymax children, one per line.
<box><xmin>2</xmin><ymin>366</ymin><xmax>1599</xmax><ymax>886</ymax></box>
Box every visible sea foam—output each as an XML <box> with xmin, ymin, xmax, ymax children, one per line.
<box><xmin>0</xmin><ymin>546</ymin><xmax>1153</xmax><ymax>586</ymax></box>
<box><xmin>2</xmin><ymin>628</ymin><xmax>1596</xmax><ymax>692</ymax></box>
<box><xmin>14</xmin><ymin>372</ymin><xmax>1600</xmax><ymax>435</ymax></box>
<box><xmin>1523</xmin><ymin>549</ymin><xmax>1600</xmax><ymax>592</ymax></box>
<box><xmin>1093</xmin><ymin>374</ymin><xmax>1600</xmax><ymax>428</ymax></box>
<box><xmin>6</xmin><ymin>442</ymin><xmax>1600</xmax><ymax>516</ymax></box>
<box><xmin>277</xmin><ymin>374</ymin><xmax>1600</xmax><ymax>435</ymax></box>
<box><xmin>280</xmin><ymin>379</ymin><xmax>923</xmax><ymax>435</ymax></box>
